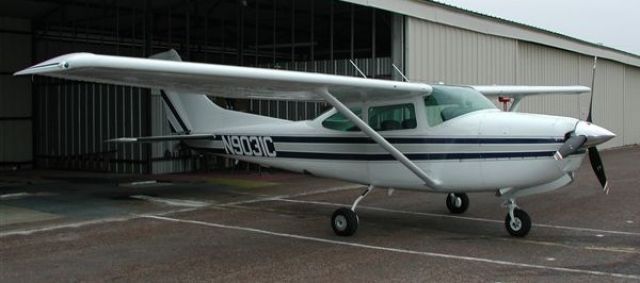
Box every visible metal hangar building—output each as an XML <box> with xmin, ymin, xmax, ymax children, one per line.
<box><xmin>1</xmin><ymin>0</ymin><xmax>638</xmax><ymax>174</ymax></box>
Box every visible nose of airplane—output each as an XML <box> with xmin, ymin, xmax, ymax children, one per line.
<box><xmin>574</xmin><ymin>121</ymin><xmax>616</xmax><ymax>147</ymax></box>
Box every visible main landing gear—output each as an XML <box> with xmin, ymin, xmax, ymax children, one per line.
<box><xmin>331</xmin><ymin>187</ymin><xmax>532</xmax><ymax>237</ymax></box>
<box><xmin>503</xmin><ymin>199</ymin><xmax>531</xmax><ymax>237</ymax></box>
<box><xmin>446</xmin><ymin>193</ymin><xmax>469</xmax><ymax>214</ymax></box>
<box><xmin>331</xmin><ymin>185</ymin><xmax>373</xmax><ymax>236</ymax></box>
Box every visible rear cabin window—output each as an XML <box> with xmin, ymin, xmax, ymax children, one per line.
<box><xmin>322</xmin><ymin>108</ymin><xmax>362</xmax><ymax>131</ymax></box>
<box><xmin>368</xmin><ymin>103</ymin><xmax>417</xmax><ymax>131</ymax></box>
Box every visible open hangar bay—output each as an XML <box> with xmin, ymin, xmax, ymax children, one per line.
<box><xmin>0</xmin><ymin>0</ymin><xmax>639</xmax><ymax>282</ymax></box>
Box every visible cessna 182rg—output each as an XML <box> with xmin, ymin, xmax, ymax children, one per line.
<box><xmin>15</xmin><ymin>50</ymin><xmax>615</xmax><ymax>237</ymax></box>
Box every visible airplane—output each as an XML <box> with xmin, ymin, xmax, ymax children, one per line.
<box><xmin>15</xmin><ymin>50</ymin><xmax>615</xmax><ymax>237</ymax></box>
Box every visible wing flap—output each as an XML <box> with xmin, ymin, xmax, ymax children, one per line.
<box><xmin>15</xmin><ymin>52</ymin><xmax>432</xmax><ymax>103</ymax></box>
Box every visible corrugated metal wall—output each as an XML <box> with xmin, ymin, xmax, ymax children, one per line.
<box><xmin>405</xmin><ymin>17</ymin><xmax>640</xmax><ymax>148</ymax></box>
<box><xmin>0</xmin><ymin>18</ymin><xmax>32</xmax><ymax>168</ymax></box>
<box><xmin>406</xmin><ymin>19</ymin><xmax>517</xmax><ymax>85</ymax></box>
<box><xmin>35</xmin><ymin>80</ymin><xmax>149</xmax><ymax>173</ymax></box>
<box><xmin>624</xmin><ymin>66</ymin><xmax>640</xmax><ymax>145</ymax></box>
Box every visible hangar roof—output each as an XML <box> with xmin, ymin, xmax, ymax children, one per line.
<box><xmin>1</xmin><ymin>0</ymin><xmax>638</xmax><ymax>67</ymax></box>
<box><xmin>341</xmin><ymin>0</ymin><xmax>640</xmax><ymax>68</ymax></box>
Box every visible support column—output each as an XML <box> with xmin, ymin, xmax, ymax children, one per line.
<box><xmin>391</xmin><ymin>14</ymin><xmax>404</xmax><ymax>81</ymax></box>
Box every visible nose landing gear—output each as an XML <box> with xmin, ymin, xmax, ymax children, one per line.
<box><xmin>504</xmin><ymin>199</ymin><xmax>531</xmax><ymax>237</ymax></box>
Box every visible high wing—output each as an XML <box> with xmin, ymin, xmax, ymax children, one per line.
<box><xmin>472</xmin><ymin>85</ymin><xmax>590</xmax><ymax>112</ymax></box>
<box><xmin>16</xmin><ymin>51</ymin><xmax>441</xmax><ymax>188</ymax></box>
<box><xmin>15</xmin><ymin>52</ymin><xmax>431</xmax><ymax>103</ymax></box>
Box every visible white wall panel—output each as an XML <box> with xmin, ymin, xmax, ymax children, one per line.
<box><xmin>406</xmin><ymin>17</ymin><xmax>636</xmax><ymax>149</ymax></box>
<box><xmin>406</xmin><ymin>17</ymin><xmax>516</xmax><ymax>85</ymax></box>
<box><xmin>591</xmin><ymin>59</ymin><xmax>625</xmax><ymax>148</ymax></box>
<box><xmin>516</xmin><ymin>43</ymin><xmax>582</xmax><ymax>119</ymax></box>
<box><xmin>623</xmin><ymin>66</ymin><xmax>640</xmax><ymax>145</ymax></box>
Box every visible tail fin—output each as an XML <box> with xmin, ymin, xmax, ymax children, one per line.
<box><xmin>150</xmin><ymin>50</ymin><xmax>286</xmax><ymax>133</ymax></box>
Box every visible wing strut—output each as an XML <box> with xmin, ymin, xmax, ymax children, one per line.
<box><xmin>315</xmin><ymin>88</ymin><xmax>441</xmax><ymax>189</ymax></box>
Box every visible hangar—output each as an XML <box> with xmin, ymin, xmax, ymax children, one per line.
<box><xmin>1</xmin><ymin>0</ymin><xmax>638</xmax><ymax>174</ymax></box>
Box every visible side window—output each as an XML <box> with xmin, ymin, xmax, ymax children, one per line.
<box><xmin>424</xmin><ymin>95</ymin><xmax>445</xmax><ymax>127</ymax></box>
<box><xmin>322</xmin><ymin>108</ymin><xmax>362</xmax><ymax>131</ymax></box>
<box><xmin>368</xmin><ymin>103</ymin><xmax>416</xmax><ymax>131</ymax></box>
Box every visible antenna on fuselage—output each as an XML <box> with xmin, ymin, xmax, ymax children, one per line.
<box><xmin>392</xmin><ymin>64</ymin><xmax>410</xmax><ymax>82</ymax></box>
<box><xmin>349</xmin><ymin>59</ymin><xmax>368</xmax><ymax>79</ymax></box>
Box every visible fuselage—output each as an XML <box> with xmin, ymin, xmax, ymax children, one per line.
<box><xmin>186</xmin><ymin>107</ymin><xmax>586</xmax><ymax>193</ymax></box>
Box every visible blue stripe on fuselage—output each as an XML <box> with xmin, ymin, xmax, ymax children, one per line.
<box><xmin>196</xmin><ymin>135</ymin><xmax>571</xmax><ymax>161</ymax></box>
<box><xmin>189</xmin><ymin>147</ymin><xmax>584</xmax><ymax>161</ymax></box>
<box><xmin>211</xmin><ymin>136</ymin><xmax>564</xmax><ymax>144</ymax></box>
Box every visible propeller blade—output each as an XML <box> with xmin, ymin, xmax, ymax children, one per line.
<box><xmin>554</xmin><ymin>135</ymin><xmax>587</xmax><ymax>160</ymax></box>
<box><xmin>587</xmin><ymin>57</ymin><xmax>597</xmax><ymax>123</ymax></box>
<box><xmin>588</xmin><ymin>147</ymin><xmax>609</xmax><ymax>194</ymax></box>
<box><xmin>584</xmin><ymin>57</ymin><xmax>609</xmax><ymax>194</ymax></box>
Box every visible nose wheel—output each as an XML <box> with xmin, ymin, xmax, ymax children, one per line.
<box><xmin>446</xmin><ymin>193</ymin><xmax>469</xmax><ymax>214</ymax></box>
<box><xmin>504</xmin><ymin>199</ymin><xmax>531</xmax><ymax>237</ymax></box>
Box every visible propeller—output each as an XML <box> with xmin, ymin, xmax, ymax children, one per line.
<box><xmin>553</xmin><ymin>135</ymin><xmax>586</xmax><ymax>160</ymax></box>
<box><xmin>553</xmin><ymin>57</ymin><xmax>611</xmax><ymax>194</ymax></box>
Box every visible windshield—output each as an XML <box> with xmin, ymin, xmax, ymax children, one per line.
<box><xmin>424</xmin><ymin>85</ymin><xmax>496</xmax><ymax>126</ymax></box>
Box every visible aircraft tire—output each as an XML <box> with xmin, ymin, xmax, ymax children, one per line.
<box><xmin>331</xmin><ymin>207</ymin><xmax>358</xmax><ymax>236</ymax></box>
<box><xmin>446</xmin><ymin>193</ymin><xmax>469</xmax><ymax>214</ymax></box>
<box><xmin>505</xmin><ymin>208</ymin><xmax>531</xmax><ymax>237</ymax></box>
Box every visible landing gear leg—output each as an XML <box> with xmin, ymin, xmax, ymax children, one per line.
<box><xmin>503</xmin><ymin>199</ymin><xmax>531</xmax><ymax>237</ymax></box>
<box><xmin>331</xmin><ymin>185</ymin><xmax>373</xmax><ymax>236</ymax></box>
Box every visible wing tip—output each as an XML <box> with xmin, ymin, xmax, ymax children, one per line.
<box><xmin>14</xmin><ymin>52</ymin><xmax>96</xmax><ymax>76</ymax></box>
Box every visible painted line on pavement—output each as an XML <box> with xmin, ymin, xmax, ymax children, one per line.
<box><xmin>0</xmin><ymin>184</ymin><xmax>361</xmax><ymax>237</ymax></box>
<box><xmin>0</xmin><ymin>192</ymin><xmax>56</xmax><ymax>200</ymax></box>
<box><xmin>276</xmin><ymin>198</ymin><xmax>640</xmax><ymax>237</ymax></box>
<box><xmin>129</xmin><ymin>195</ymin><xmax>210</xmax><ymax>207</ymax></box>
<box><xmin>219</xmin><ymin>184</ymin><xmax>363</xmax><ymax>206</ymax></box>
<box><xmin>142</xmin><ymin>214</ymin><xmax>640</xmax><ymax>280</ymax></box>
<box><xmin>0</xmin><ymin>207</ymin><xmax>201</xmax><ymax>238</ymax></box>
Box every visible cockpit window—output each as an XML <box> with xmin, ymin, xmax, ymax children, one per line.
<box><xmin>368</xmin><ymin>103</ymin><xmax>416</xmax><ymax>131</ymax></box>
<box><xmin>425</xmin><ymin>85</ymin><xmax>496</xmax><ymax>126</ymax></box>
<box><xmin>322</xmin><ymin>108</ymin><xmax>362</xmax><ymax>131</ymax></box>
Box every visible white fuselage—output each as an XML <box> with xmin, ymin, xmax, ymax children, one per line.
<box><xmin>186</xmin><ymin>109</ymin><xmax>585</xmax><ymax>193</ymax></box>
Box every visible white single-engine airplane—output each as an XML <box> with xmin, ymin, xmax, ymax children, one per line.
<box><xmin>16</xmin><ymin>50</ymin><xmax>615</xmax><ymax>237</ymax></box>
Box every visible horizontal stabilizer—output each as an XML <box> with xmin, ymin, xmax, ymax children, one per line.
<box><xmin>473</xmin><ymin>85</ymin><xmax>590</xmax><ymax>98</ymax></box>
<box><xmin>106</xmin><ymin>134</ymin><xmax>216</xmax><ymax>143</ymax></box>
